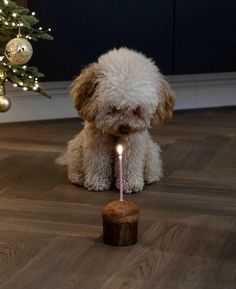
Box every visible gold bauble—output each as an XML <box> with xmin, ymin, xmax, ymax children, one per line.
<box><xmin>0</xmin><ymin>95</ymin><xmax>11</xmax><ymax>112</ymax></box>
<box><xmin>5</xmin><ymin>37</ymin><xmax>33</xmax><ymax>65</ymax></box>
<box><xmin>0</xmin><ymin>70</ymin><xmax>6</xmax><ymax>79</ymax></box>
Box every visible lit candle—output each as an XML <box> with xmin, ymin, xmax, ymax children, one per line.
<box><xmin>116</xmin><ymin>145</ymin><xmax>124</xmax><ymax>202</ymax></box>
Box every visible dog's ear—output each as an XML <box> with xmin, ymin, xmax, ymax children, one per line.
<box><xmin>151</xmin><ymin>76</ymin><xmax>175</xmax><ymax>126</ymax></box>
<box><xmin>70</xmin><ymin>64</ymin><xmax>98</xmax><ymax>122</ymax></box>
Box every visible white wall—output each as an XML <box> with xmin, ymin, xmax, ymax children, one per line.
<box><xmin>1</xmin><ymin>72</ymin><xmax>236</xmax><ymax>123</ymax></box>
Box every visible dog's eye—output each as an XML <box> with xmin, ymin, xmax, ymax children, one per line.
<box><xmin>133</xmin><ymin>107</ymin><xmax>141</xmax><ymax>117</ymax></box>
<box><xmin>111</xmin><ymin>107</ymin><xmax>118</xmax><ymax>113</ymax></box>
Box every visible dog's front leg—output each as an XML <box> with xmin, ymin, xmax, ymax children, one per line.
<box><xmin>83</xmin><ymin>129</ymin><xmax>114</xmax><ymax>191</ymax></box>
<box><xmin>67</xmin><ymin>131</ymin><xmax>85</xmax><ymax>186</ymax></box>
<box><xmin>116</xmin><ymin>132</ymin><xmax>146</xmax><ymax>194</ymax></box>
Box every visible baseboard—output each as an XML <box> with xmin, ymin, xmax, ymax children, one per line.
<box><xmin>169</xmin><ymin>72</ymin><xmax>236</xmax><ymax>110</ymax></box>
<box><xmin>1</xmin><ymin>72</ymin><xmax>236</xmax><ymax>123</ymax></box>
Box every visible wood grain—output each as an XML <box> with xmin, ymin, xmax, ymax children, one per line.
<box><xmin>0</xmin><ymin>108</ymin><xmax>236</xmax><ymax>288</ymax></box>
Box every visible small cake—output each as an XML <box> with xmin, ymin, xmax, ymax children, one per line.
<box><xmin>102</xmin><ymin>200</ymin><xmax>140</xmax><ymax>246</ymax></box>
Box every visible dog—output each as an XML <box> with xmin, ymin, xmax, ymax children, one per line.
<box><xmin>58</xmin><ymin>48</ymin><xmax>175</xmax><ymax>194</ymax></box>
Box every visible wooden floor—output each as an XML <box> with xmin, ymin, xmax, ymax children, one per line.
<box><xmin>0</xmin><ymin>107</ymin><xmax>235</xmax><ymax>289</ymax></box>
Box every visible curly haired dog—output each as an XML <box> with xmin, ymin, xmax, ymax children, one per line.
<box><xmin>58</xmin><ymin>48</ymin><xmax>175</xmax><ymax>194</ymax></box>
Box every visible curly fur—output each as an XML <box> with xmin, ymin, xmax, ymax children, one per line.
<box><xmin>58</xmin><ymin>48</ymin><xmax>175</xmax><ymax>194</ymax></box>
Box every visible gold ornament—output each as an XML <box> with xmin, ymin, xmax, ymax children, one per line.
<box><xmin>0</xmin><ymin>95</ymin><xmax>11</xmax><ymax>112</ymax></box>
<box><xmin>5</xmin><ymin>36</ymin><xmax>33</xmax><ymax>65</ymax></box>
<box><xmin>0</xmin><ymin>71</ymin><xmax>6</xmax><ymax>79</ymax></box>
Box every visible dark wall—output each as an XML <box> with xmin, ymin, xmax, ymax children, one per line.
<box><xmin>174</xmin><ymin>0</ymin><xmax>236</xmax><ymax>74</ymax></box>
<box><xmin>28</xmin><ymin>0</ymin><xmax>236</xmax><ymax>81</ymax></box>
<box><xmin>28</xmin><ymin>0</ymin><xmax>174</xmax><ymax>81</ymax></box>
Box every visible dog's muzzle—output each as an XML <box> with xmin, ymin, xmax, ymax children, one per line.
<box><xmin>119</xmin><ymin>125</ymin><xmax>131</xmax><ymax>134</ymax></box>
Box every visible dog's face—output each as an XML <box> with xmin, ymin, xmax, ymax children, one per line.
<box><xmin>70</xmin><ymin>48</ymin><xmax>175</xmax><ymax>136</ymax></box>
<box><xmin>95</xmin><ymin>105</ymin><xmax>148</xmax><ymax>136</ymax></box>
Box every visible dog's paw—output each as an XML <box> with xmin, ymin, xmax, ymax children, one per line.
<box><xmin>116</xmin><ymin>179</ymin><xmax>144</xmax><ymax>194</ymax></box>
<box><xmin>125</xmin><ymin>183</ymin><xmax>144</xmax><ymax>194</ymax></box>
<box><xmin>68</xmin><ymin>173</ymin><xmax>84</xmax><ymax>186</ymax></box>
<box><xmin>145</xmin><ymin>171</ymin><xmax>163</xmax><ymax>185</ymax></box>
<box><xmin>84</xmin><ymin>177</ymin><xmax>111</xmax><ymax>191</ymax></box>
<box><xmin>145</xmin><ymin>174</ymin><xmax>162</xmax><ymax>185</ymax></box>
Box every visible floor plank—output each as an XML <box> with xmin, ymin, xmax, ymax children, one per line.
<box><xmin>0</xmin><ymin>107</ymin><xmax>236</xmax><ymax>288</ymax></box>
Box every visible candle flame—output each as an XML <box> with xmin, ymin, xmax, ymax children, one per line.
<box><xmin>116</xmin><ymin>144</ymin><xmax>123</xmax><ymax>156</ymax></box>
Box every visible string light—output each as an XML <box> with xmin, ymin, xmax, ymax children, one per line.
<box><xmin>48</xmin><ymin>28</ymin><xmax>52</xmax><ymax>32</ymax></box>
<box><xmin>0</xmin><ymin>9</ymin><xmax>2</xmax><ymax>13</ymax></box>
<box><xmin>4</xmin><ymin>21</ymin><xmax>8</xmax><ymax>25</ymax></box>
<box><xmin>23</xmin><ymin>65</ymin><xmax>27</xmax><ymax>69</ymax></box>
<box><xmin>12</xmin><ymin>22</ymin><xmax>16</xmax><ymax>26</ymax></box>
<box><xmin>23</xmin><ymin>87</ymin><xmax>28</xmax><ymax>91</ymax></box>
<box><xmin>31</xmin><ymin>11</ymin><xmax>36</xmax><ymax>16</ymax></box>
<box><xmin>13</xmin><ymin>83</ymin><xmax>17</xmax><ymax>87</ymax></box>
<box><xmin>19</xmin><ymin>82</ymin><xmax>23</xmax><ymax>86</ymax></box>
<box><xmin>39</xmin><ymin>27</ymin><xmax>42</xmax><ymax>30</ymax></box>
<box><xmin>12</xmin><ymin>13</ymin><xmax>17</xmax><ymax>17</ymax></box>
<box><xmin>4</xmin><ymin>0</ymin><xmax>9</xmax><ymax>5</ymax></box>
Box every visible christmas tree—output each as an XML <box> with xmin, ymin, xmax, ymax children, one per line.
<box><xmin>0</xmin><ymin>0</ymin><xmax>53</xmax><ymax>112</ymax></box>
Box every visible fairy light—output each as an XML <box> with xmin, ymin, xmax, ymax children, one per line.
<box><xmin>0</xmin><ymin>56</ymin><xmax>4</xmax><ymax>61</ymax></box>
<box><xmin>23</xmin><ymin>65</ymin><xmax>27</xmax><ymax>69</ymax></box>
<box><xmin>31</xmin><ymin>11</ymin><xmax>36</xmax><ymax>16</ymax></box>
<box><xmin>12</xmin><ymin>13</ymin><xmax>17</xmax><ymax>17</ymax></box>
<box><xmin>48</xmin><ymin>28</ymin><xmax>52</xmax><ymax>32</ymax></box>
<box><xmin>39</xmin><ymin>27</ymin><xmax>42</xmax><ymax>30</ymax></box>
<box><xmin>23</xmin><ymin>87</ymin><xmax>28</xmax><ymax>91</ymax></box>
<box><xmin>4</xmin><ymin>0</ymin><xmax>9</xmax><ymax>5</ymax></box>
<box><xmin>28</xmin><ymin>75</ymin><xmax>33</xmax><ymax>79</ymax></box>
<box><xmin>19</xmin><ymin>82</ymin><xmax>23</xmax><ymax>86</ymax></box>
<box><xmin>0</xmin><ymin>9</ymin><xmax>2</xmax><ymax>13</ymax></box>
<box><xmin>4</xmin><ymin>21</ymin><xmax>8</xmax><ymax>25</ymax></box>
<box><xmin>12</xmin><ymin>22</ymin><xmax>16</xmax><ymax>26</ymax></box>
<box><xmin>13</xmin><ymin>69</ymin><xmax>17</xmax><ymax>73</ymax></box>
<box><xmin>13</xmin><ymin>83</ymin><xmax>17</xmax><ymax>87</ymax></box>
<box><xmin>33</xmin><ymin>83</ymin><xmax>39</xmax><ymax>90</ymax></box>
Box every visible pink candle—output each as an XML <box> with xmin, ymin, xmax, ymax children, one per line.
<box><xmin>117</xmin><ymin>145</ymin><xmax>124</xmax><ymax>202</ymax></box>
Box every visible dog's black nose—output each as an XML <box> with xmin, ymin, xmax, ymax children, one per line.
<box><xmin>119</xmin><ymin>125</ymin><xmax>131</xmax><ymax>134</ymax></box>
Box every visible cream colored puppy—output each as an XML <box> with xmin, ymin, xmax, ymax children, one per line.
<box><xmin>59</xmin><ymin>48</ymin><xmax>175</xmax><ymax>193</ymax></box>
